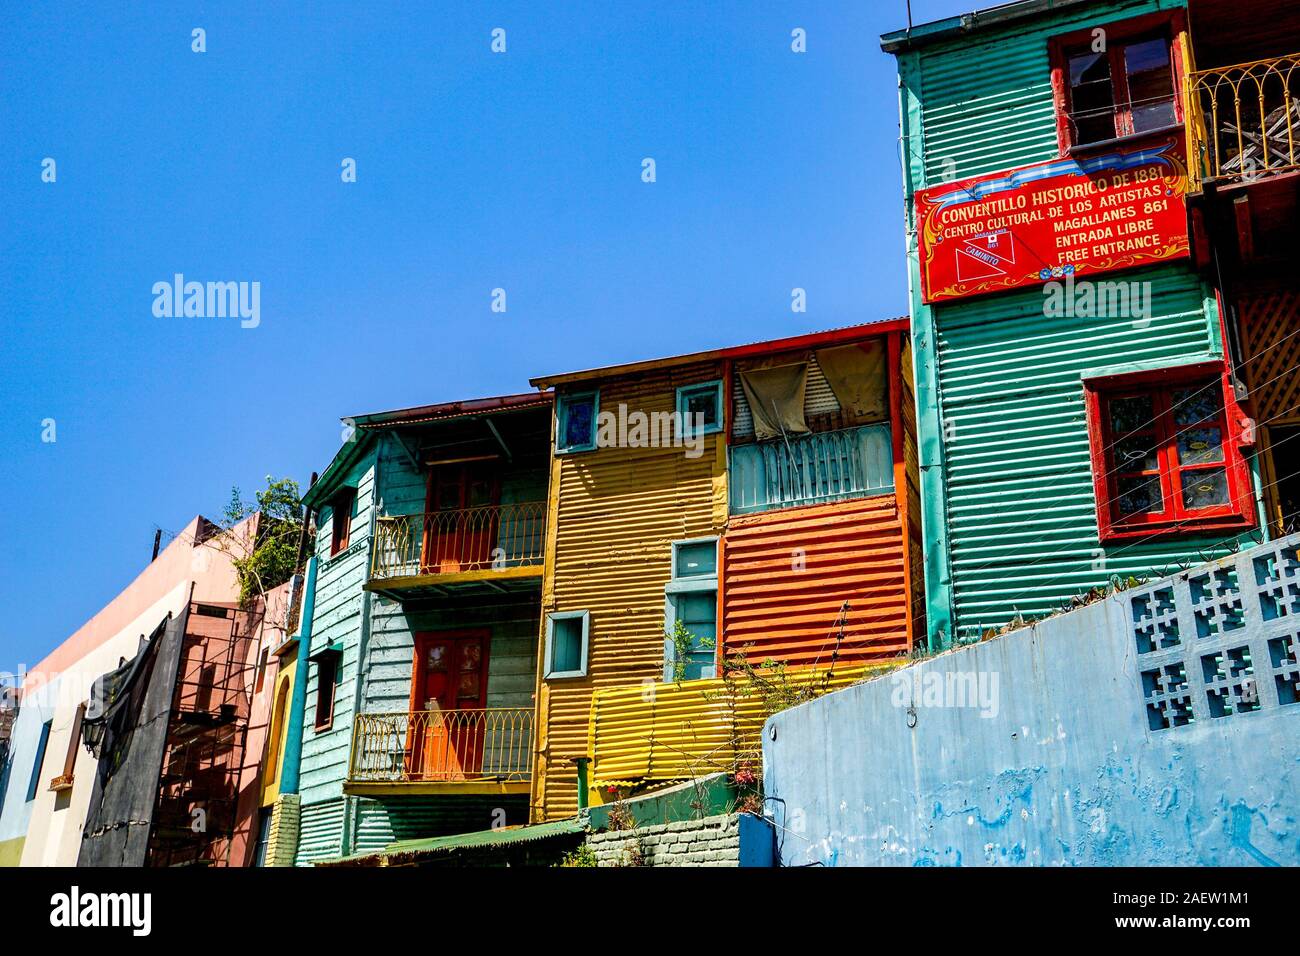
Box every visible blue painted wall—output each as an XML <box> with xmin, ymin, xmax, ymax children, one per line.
<box><xmin>763</xmin><ymin>535</ymin><xmax>1300</xmax><ymax>866</ymax></box>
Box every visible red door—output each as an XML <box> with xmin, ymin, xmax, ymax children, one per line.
<box><xmin>422</xmin><ymin>464</ymin><xmax>499</xmax><ymax>573</ymax></box>
<box><xmin>406</xmin><ymin>631</ymin><xmax>490</xmax><ymax>780</ymax></box>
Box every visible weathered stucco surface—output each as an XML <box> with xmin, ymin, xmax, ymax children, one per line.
<box><xmin>763</xmin><ymin>536</ymin><xmax>1300</xmax><ymax>866</ymax></box>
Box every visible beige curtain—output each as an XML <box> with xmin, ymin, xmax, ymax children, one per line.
<box><xmin>740</xmin><ymin>363</ymin><xmax>810</xmax><ymax>440</ymax></box>
<box><xmin>816</xmin><ymin>341</ymin><xmax>888</xmax><ymax>423</ymax></box>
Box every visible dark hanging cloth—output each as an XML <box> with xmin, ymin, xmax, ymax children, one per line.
<box><xmin>77</xmin><ymin>606</ymin><xmax>189</xmax><ymax>867</ymax></box>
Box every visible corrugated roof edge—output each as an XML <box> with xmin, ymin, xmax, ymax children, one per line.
<box><xmin>314</xmin><ymin>817</ymin><xmax>587</xmax><ymax>867</ymax></box>
<box><xmin>880</xmin><ymin>0</ymin><xmax>1098</xmax><ymax>53</ymax></box>
<box><xmin>349</xmin><ymin>391</ymin><xmax>553</xmax><ymax>429</ymax></box>
<box><xmin>530</xmin><ymin>318</ymin><xmax>909</xmax><ymax>390</ymax></box>
<box><xmin>303</xmin><ymin>391</ymin><xmax>554</xmax><ymax>509</ymax></box>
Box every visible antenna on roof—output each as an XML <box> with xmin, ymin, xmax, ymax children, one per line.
<box><xmin>906</xmin><ymin>0</ymin><xmax>913</xmax><ymax>31</ymax></box>
<box><xmin>151</xmin><ymin>528</ymin><xmax>162</xmax><ymax>562</ymax></box>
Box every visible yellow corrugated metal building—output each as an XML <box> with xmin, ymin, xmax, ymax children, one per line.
<box><xmin>529</xmin><ymin>321</ymin><xmax>919</xmax><ymax>822</ymax></box>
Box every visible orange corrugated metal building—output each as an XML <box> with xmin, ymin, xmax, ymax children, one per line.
<box><xmin>528</xmin><ymin>320</ymin><xmax>921</xmax><ymax>821</ymax></box>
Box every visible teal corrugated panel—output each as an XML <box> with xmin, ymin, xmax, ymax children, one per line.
<box><xmin>934</xmin><ymin>266</ymin><xmax>1244</xmax><ymax>639</ymax></box>
<box><xmin>295</xmin><ymin>798</ymin><xmax>345</xmax><ymax>866</ymax></box>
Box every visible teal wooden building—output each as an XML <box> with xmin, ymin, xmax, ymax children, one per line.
<box><xmin>883</xmin><ymin>0</ymin><xmax>1272</xmax><ymax>648</ymax></box>
<box><xmin>275</xmin><ymin>393</ymin><xmax>552</xmax><ymax>865</ymax></box>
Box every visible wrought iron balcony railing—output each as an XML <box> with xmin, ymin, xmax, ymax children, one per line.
<box><xmin>348</xmin><ymin>708</ymin><xmax>534</xmax><ymax>784</ymax></box>
<box><xmin>728</xmin><ymin>422</ymin><xmax>893</xmax><ymax>515</ymax></box>
<box><xmin>1187</xmin><ymin>53</ymin><xmax>1300</xmax><ymax>189</ymax></box>
<box><xmin>370</xmin><ymin>501</ymin><xmax>546</xmax><ymax>580</ymax></box>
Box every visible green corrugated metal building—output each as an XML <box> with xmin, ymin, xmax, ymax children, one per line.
<box><xmin>883</xmin><ymin>0</ymin><xmax>1269</xmax><ymax>647</ymax></box>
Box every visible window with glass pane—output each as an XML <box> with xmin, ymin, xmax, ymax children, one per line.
<box><xmin>1061</xmin><ymin>30</ymin><xmax>1177</xmax><ymax>146</ymax></box>
<box><xmin>1068</xmin><ymin>50</ymin><xmax>1118</xmax><ymax>145</ymax></box>
<box><xmin>1124</xmin><ymin>38</ymin><xmax>1176</xmax><ymax>133</ymax></box>
<box><xmin>672</xmin><ymin>591</ymin><xmax>717</xmax><ymax>680</ymax></box>
<box><xmin>676</xmin><ymin>381</ymin><xmax>723</xmax><ymax>436</ymax></box>
<box><xmin>1108</xmin><ymin>393</ymin><xmax>1164</xmax><ymax>518</ymax></box>
<box><xmin>674</xmin><ymin>540</ymin><xmax>717</xmax><ymax>578</ymax></box>
<box><xmin>1094</xmin><ymin>376</ymin><xmax>1248</xmax><ymax>537</ymax></box>
<box><xmin>557</xmin><ymin>392</ymin><xmax>598</xmax><ymax>453</ymax></box>
<box><xmin>548</xmin><ymin>614</ymin><xmax>586</xmax><ymax>676</ymax></box>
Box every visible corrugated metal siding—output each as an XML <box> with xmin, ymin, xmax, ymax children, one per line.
<box><xmin>914</xmin><ymin>0</ymin><xmax>1167</xmax><ymax>183</ymax></box>
<box><xmin>587</xmin><ymin>661</ymin><xmax>902</xmax><ymax>788</ymax></box>
<box><xmin>295</xmin><ymin>798</ymin><xmax>345</xmax><ymax>866</ymax></box>
<box><xmin>731</xmin><ymin>354</ymin><xmax>840</xmax><ymax>439</ymax></box>
<box><xmin>534</xmin><ymin>361</ymin><xmax>727</xmax><ymax>821</ymax></box>
<box><xmin>936</xmin><ymin>265</ymin><xmax>1243</xmax><ymax>640</ymax></box>
<box><xmin>722</xmin><ymin>496</ymin><xmax>910</xmax><ymax>665</ymax></box>
<box><xmin>351</xmin><ymin>795</ymin><xmax>529</xmax><ymax>855</ymax></box>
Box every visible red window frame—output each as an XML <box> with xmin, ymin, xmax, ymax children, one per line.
<box><xmin>1084</xmin><ymin>362</ymin><xmax>1257</xmax><ymax>542</ymax></box>
<box><xmin>329</xmin><ymin>488</ymin><xmax>355</xmax><ymax>556</ymax></box>
<box><xmin>1049</xmin><ymin>11</ymin><xmax>1187</xmax><ymax>154</ymax></box>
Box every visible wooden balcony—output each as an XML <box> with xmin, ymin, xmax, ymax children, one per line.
<box><xmin>346</xmin><ymin>707</ymin><xmax>534</xmax><ymax>796</ymax></box>
<box><xmin>365</xmin><ymin>502</ymin><xmax>546</xmax><ymax>597</ymax></box>
<box><xmin>1187</xmin><ymin>53</ymin><xmax>1300</xmax><ymax>190</ymax></box>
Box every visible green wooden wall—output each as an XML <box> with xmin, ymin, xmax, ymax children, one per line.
<box><xmin>293</xmin><ymin>430</ymin><xmax>546</xmax><ymax>864</ymax></box>
<box><xmin>891</xmin><ymin>0</ymin><xmax>1261</xmax><ymax>645</ymax></box>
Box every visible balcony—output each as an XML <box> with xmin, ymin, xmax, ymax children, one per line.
<box><xmin>1187</xmin><ymin>53</ymin><xmax>1300</xmax><ymax>189</ymax></box>
<box><xmin>728</xmin><ymin>422</ymin><xmax>893</xmax><ymax>515</ymax></box>
<box><xmin>346</xmin><ymin>707</ymin><xmax>534</xmax><ymax>796</ymax></box>
<box><xmin>366</xmin><ymin>501</ymin><xmax>546</xmax><ymax>597</ymax></box>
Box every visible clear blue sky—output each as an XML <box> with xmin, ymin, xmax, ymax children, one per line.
<box><xmin>0</xmin><ymin>0</ymin><xmax>972</xmax><ymax>672</ymax></box>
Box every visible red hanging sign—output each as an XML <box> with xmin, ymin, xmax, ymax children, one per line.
<box><xmin>915</xmin><ymin>138</ymin><xmax>1192</xmax><ymax>304</ymax></box>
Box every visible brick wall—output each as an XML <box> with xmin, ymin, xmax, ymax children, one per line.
<box><xmin>586</xmin><ymin>813</ymin><xmax>742</xmax><ymax>867</ymax></box>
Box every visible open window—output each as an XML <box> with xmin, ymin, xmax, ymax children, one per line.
<box><xmin>311</xmin><ymin>644</ymin><xmax>342</xmax><ymax>732</ymax></box>
<box><xmin>329</xmin><ymin>488</ymin><xmax>356</xmax><ymax>557</ymax></box>
<box><xmin>1051</xmin><ymin>13</ymin><xmax>1186</xmax><ymax>152</ymax></box>
<box><xmin>544</xmin><ymin>611</ymin><xmax>590</xmax><ymax>679</ymax></box>
<box><xmin>1084</xmin><ymin>363</ymin><xmax>1257</xmax><ymax>541</ymax></box>
<box><xmin>664</xmin><ymin>538</ymin><xmax>718</xmax><ymax>681</ymax></box>
<box><xmin>26</xmin><ymin>720</ymin><xmax>52</xmax><ymax>802</ymax></box>
<box><xmin>48</xmin><ymin>702</ymin><xmax>86</xmax><ymax>793</ymax></box>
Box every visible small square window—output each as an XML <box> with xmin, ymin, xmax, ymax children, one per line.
<box><xmin>674</xmin><ymin>539</ymin><xmax>717</xmax><ymax>579</ymax></box>
<box><xmin>557</xmin><ymin>391</ymin><xmax>599</xmax><ymax>454</ymax></box>
<box><xmin>545</xmin><ymin>611</ymin><xmax>590</xmax><ymax>679</ymax></box>
<box><xmin>676</xmin><ymin>381</ymin><xmax>723</xmax><ymax>437</ymax></box>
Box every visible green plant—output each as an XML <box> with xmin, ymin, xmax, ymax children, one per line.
<box><xmin>218</xmin><ymin>476</ymin><xmax>311</xmax><ymax>608</ymax></box>
<box><xmin>556</xmin><ymin>844</ymin><xmax>598</xmax><ymax>867</ymax></box>
<box><xmin>666</xmin><ymin>619</ymin><xmax>714</xmax><ymax>684</ymax></box>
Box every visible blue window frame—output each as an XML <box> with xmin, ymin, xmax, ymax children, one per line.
<box><xmin>675</xmin><ymin>381</ymin><xmax>724</xmax><ymax>437</ymax></box>
<box><xmin>556</xmin><ymin>391</ymin><xmax>600</xmax><ymax>454</ymax></box>
<box><xmin>26</xmin><ymin>720</ymin><xmax>52</xmax><ymax>802</ymax></box>
<box><xmin>545</xmin><ymin>610</ymin><xmax>590</xmax><ymax>679</ymax></box>
<box><xmin>665</xmin><ymin>538</ymin><xmax>719</xmax><ymax>681</ymax></box>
